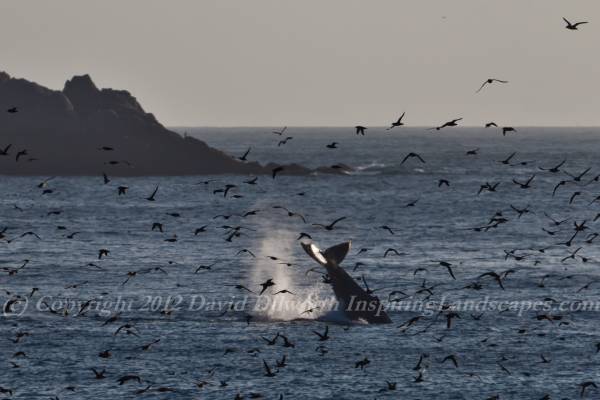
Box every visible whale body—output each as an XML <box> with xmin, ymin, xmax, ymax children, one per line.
<box><xmin>301</xmin><ymin>241</ymin><xmax>392</xmax><ymax>324</ymax></box>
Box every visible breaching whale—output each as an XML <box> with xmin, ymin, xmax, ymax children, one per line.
<box><xmin>301</xmin><ymin>241</ymin><xmax>392</xmax><ymax>324</ymax></box>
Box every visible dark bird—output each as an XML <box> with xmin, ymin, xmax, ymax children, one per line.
<box><xmin>280</xmin><ymin>334</ymin><xmax>295</xmax><ymax>348</ymax></box>
<box><xmin>238</xmin><ymin>147</ymin><xmax>251</xmax><ymax>161</ymax></box>
<box><xmin>263</xmin><ymin>360</ymin><xmax>277</xmax><ymax>377</ymax></box>
<box><xmin>262</xmin><ymin>333</ymin><xmax>280</xmax><ymax>345</ymax></box>
<box><xmin>379</xmin><ymin>225</ymin><xmax>395</xmax><ymax>235</ymax></box>
<box><xmin>512</xmin><ymin>174</ymin><xmax>535</xmax><ymax>189</ymax></box>
<box><xmin>274</xmin><ymin>289</ymin><xmax>295</xmax><ymax>295</ymax></box>
<box><xmin>485</xmin><ymin>122</ymin><xmax>497</xmax><ymax>128</ymax></box>
<box><xmin>272</xmin><ymin>126</ymin><xmax>287</xmax><ymax>135</ymax></box>
<box><xmin>0</xmin><ymin>144</ymin><xmax>11</xmax><ymax>155</ymax></box>
<box><xmin>326</xmin><ymin>142</ymin><xmax>338</xmax><ymax>149</ymax></box>
<box><xmin>436</xmin><ymin>261</ymin><xmax>456</xmax><ymax>280</ymax></box>
<box><xmin>117</xmin><ymin>186</ymin><xmax>128</xmax><ymax>195</ymax></box>
<box><xmin>569</xmin><ymin>191</ymin><xmax>582</xmax><ymax>204</ymax></box>
<box><xmin>440</xmin><ymin>354</ymin><xmax>459</xmax><ymax>368</ymax></box>
<box><xmin>355</xmin><ymin>125</ymin><xmax>367</xmax><ymax>135</ymax></box>
<box><xmin>272</xmin><ymin>166</ymin><xmax>284</xmax><ymax>179</ymax></box>
<box><xmin>498</xmin><ymin>152</ymin><xmax>516</xmax><ymax>165</ymax></box>
<box><xmin>259</xmin><ymin>278</ymin><xmax>275</xmax><ymax>295</ymax></box>
<box><xmin>502</xmin><ymin>126</ymin><xmax>516</xmax><ymax>136</ymax></box>
<box><xmin>312</xmin><ymin>216</ymin><xmax>346</xmax><ymax>231</ymax></box>
<box><xmin>387</xmin><ymin>112</ymin><xmax>406</xmax><ymax>130</ymax></box>
<box><xmin>312</xmin><ymin>325</ymin><xmax>330</xmax><ymax>341</ymax></box>
<box><xmin>236</xmin><ymin>249</ymin><xmax>256</xmax><ymax>258</ymax></box>
<box><xmin>355</xmin><ymin>357</ymin><xmax>370</xmax><ymax>370</ymax></box>
<box><xmin>478</xmin><ymin>271</ymin><xmax>505</xmax><ymax>289</ymax></box>
<box><xmin>273</xmin><ymin>206</ymin><xmax>307</xmax><ymax>222</ymax></box>
<box><xmin>434</xmin><ymin>118</ymin><xmax>462</xmax><ymax>130</ymax></box>
<box><xmin>194</xmin><ymin>225</ymin><xmax>209</xmax><ymax>235</ymax></box>
<box><xmin>563</xmin><ymin>17</ymin><xmax>588</xmax><ymax>30</ymax></box>
<box><xmin>278</xmin><ymin>136</ymin><xmax>293</xmax><ymax>146</ymax></box>
<box><xmin>15</xmin><ymin>149</ymin><xmax>28</xmax><ymax>162</ymax></box>
<box><xmin>539</xmin><ymin>159</ymin><xmax>566</xmax><ymax>173</ymax></box>
<box><xmin>564</xmin><ymin>167</ymin><xmax>591</xmax><ymax>182</ymax></box>
<box><xmin>7</xmin><ymin>107</ymin><xmax>18</xmax><ymax>113</ymax></box>
<box><xmin>297</xmin><ymin>232</ymin><xmax>312</xmax><ymax>240</ymax></box>
<box><xmin>276</xmin><ymin>355</ymin><xmax>287</xmax><ymax>368</ymax></box>
<box><xmin>384</xmin><ymin>248</ymin><xmax>402</xmax><ymax>257</ymax></box>
<box><xmin>476</xmin><ymin>78</ymin><xmax>508</xmax><ymax>93</ymax></box>
<box><xmin>146</xmin><ymin>186</ymin><xmax>159</xmax><ymax>201</ymax></box>
<box><xmin>552</xmin><ymin>180</ymin><xmax>569</xmax><ymax>196</ymax></box>
<box><xmin>91</xmin><ymin>368</ymin><xmax>106</xmax><ymax>379</ymax></box>
<box><xmin>401</xmin><ymin>152</ymin><xmax>426</xmax><ymax>164</ymax></box>
<box><xmin>404</xmin><ymin>199</ymin><xmax>419</xmax><ymax>207</ymax></box>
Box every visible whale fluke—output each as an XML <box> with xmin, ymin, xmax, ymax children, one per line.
<box><xmin>302</xmin><ymin>241</ymin><xmax>350</xmax><ymax>267</ymax></box>
<box><xmin>301</xmin><ymin>241</ymin><xmax>392</xmax><ymax>324</ymax></box>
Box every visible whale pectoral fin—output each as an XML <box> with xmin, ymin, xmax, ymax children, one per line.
<box><xmin>301</xmin><ymin>242</ymin><xmax>328</xmax><ymax>266</ymax></box>
<box><xmin>323</xmin><ymin>242</ymin><xmax>351</xmax><ymax>266</ymax></box>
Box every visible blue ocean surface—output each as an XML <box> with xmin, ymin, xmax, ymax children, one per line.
<box><xmin>1</xmin><ymin>127</ymin><xmax>600</xmax><ymax>399</ymax></box>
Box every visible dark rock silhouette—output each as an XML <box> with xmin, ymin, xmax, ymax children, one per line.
<box><xmin>0</xmin><ymin>72</ymin><xmax>347</xmax><ymax>176</ymax></box>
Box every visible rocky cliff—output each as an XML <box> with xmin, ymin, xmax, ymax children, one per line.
<box><xmin>0</xmin><ymin>72</ymin><xmax>338</xmax><ymax>176</ymax></box>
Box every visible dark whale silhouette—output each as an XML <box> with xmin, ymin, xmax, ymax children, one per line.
<box><xmin>301</xmin><ymin>241</ymin><xmax>392</xmax><ymax>324</ymax></box>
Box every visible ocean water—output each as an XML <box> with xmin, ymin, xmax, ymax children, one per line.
<box><xmin>1</xmin><ymin>127</ymin><xmax>600</xmax><ymax>399</ymax></box>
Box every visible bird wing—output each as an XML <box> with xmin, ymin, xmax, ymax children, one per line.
<box><xmin>330</xmin><ymin>216</ymin><xmax>347</xmax><ymax>227</ymax></box>
<box><xmin>475</xmin><ymin>81</ymin><xmax>488</xmax><ymax>93</ymax></box>
<box><xmin>263</xmin><ymin>360</ymin><xmax>272</xmax><ymax>374</ymax></box>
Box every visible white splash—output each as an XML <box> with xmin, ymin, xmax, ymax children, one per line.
<box><xmin>249</xmin><ymin>226</ymin><xmax>328</xmax><ymax>321</ymax></box>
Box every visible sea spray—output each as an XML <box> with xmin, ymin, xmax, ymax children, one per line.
<box><xmin>248</xmin><ymin>223</ymin><xmax>328</xmax><ymax>321</ymax></box>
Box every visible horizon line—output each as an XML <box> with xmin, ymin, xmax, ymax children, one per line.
<box><xmin>169</xmin><ymin>125</ymin><xmax>600</xmax><ymax>129</ymax></box>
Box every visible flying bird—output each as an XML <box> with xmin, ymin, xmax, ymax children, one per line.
<box><xmin>355</xmin><ymin>125</ymin><xmax>367</xmax><ymax>135</ymax></box>
<box><xmin>433</xmin><ymin>118</ymin><xmax>462</xmax><ymax>130</ymax></box>
<box><xmin>401</xmin><ymin>152</ymin><xmax>426</xmax><ymax>164</ymax></box>
<box><xmin>272</xmin><ymin>166</ymin><xmax>284</xmax><ymax>179</ymax></box>
<box><xmin>272</xmin><ymin>126</ymin><xmax>287</xmax><ymax>135</ymax></box>
<box><xmin>563</xmin><ymin>17</ymin><xmax>588</xmax><ymax>30</ymax></box>
<box><xmin>387</xmin><ymin>112</ymin><xmax>405</xmax><ymax>130</ymax></box>
<box><xmin>146</xmin><ymin>186</ymin><xmax>159</xmax><ymax>201</ymax></box>
<box><xmin>476</xmin><ymin>78</ymin><xmax>508</xmax><ymax>93</ymax></box>
<box><xmin>238</xmin><ymin>147</ymin><xmax>251</xmax><ymax>161</ymax></box>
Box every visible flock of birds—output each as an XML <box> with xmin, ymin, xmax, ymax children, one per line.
<box><xmin>0</xmin><ymin>15</ymin><xmax>598</xmax><ymax>400</ymax></box>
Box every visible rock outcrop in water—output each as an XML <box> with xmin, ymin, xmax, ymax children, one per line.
<box><xmin>0</xmin><ymin>72</ymin><xmax>346</xmax><ymax>176</ymax></box>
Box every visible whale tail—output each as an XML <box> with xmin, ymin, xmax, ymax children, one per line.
<box><xmin>301</xmin><ymin>241</ymin><xmax>350</xmax><ymax>267</ymax></box>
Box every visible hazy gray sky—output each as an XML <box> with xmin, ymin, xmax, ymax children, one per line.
<box><xmin>0</xmin><ymin>1</ymin><xmax>598</xmax><ymax>126</ymax></box>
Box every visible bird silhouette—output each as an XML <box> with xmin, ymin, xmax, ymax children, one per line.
<box><xmin>387</xmin><ymin>112</ymin><xmax>405</xmax><ymax>129</ymax></box>
<box><xmin>476</xmin><ymin>78</ymin><xmax>508</xmax><ymax>93</ymax></box>
<box><xmin>563</xmin><ymin>17</ymin><xmax>588</xmax><ymax>30</ymax></box>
